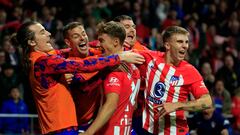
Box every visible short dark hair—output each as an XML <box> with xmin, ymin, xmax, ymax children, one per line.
<box><xmin>97</xmin><ymin>21</ymin><xmax>126</xmax><ymax>45</ymax></box>
<box><xmin>62</xmin><ymin>22</ymin><xmax>83</xmax><ymax>39</ymax></box>
<box><xmin>113</xmin><ymin>15</ymin><xmax>133</xmax><ymax>22</ymax></box>
<box><xmin>162</xmin><ymin>26</ymin><xmax>189</xmax><ymax>43</ymax></box>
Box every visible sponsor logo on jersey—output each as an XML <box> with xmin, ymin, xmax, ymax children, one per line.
<box><xmin>154</xmin><ymin>82</ymin><xmax>165</xmax><ymax>98</ymax></box>
<box><xmin>107</xmin><ymin>77</ymin><xmax>120</xmax><ymax>86</ymax></box>
<box><xmin>147</xmin><ymin>81</ymin><xmax>166</xmax><ymax>104</ymax></box>
<box><xmin>147</xmin><ymin>96</ymin><xmax>163</xmax><ymax>104</ymax></box>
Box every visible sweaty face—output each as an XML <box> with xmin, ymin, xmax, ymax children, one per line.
<box><xmin>120</xmin><ymin>19</ymin><xmax>136</xmax><ymax>47</ymax></box>
<box><xmin>29</xmin><ymin>23</ymin><xmax>53</xmax><ymax>52</ymax></box>
<box><xmin>65</xmin><ymin>26</ymin><xmax>89</xmax><ymax>57</ymax></box>
<box><xmin>98</xmin><ymin>34</ymin><xmax>116</xmax><ymax>56</ymax></box>
<box><xmin>165</xmin><ymin>34</ymin><xmax>189</xmax><ymax>65</ymax></box>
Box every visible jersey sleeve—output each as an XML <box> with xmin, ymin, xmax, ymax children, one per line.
<box><xmin>34</xmin><ymin>54</ymin><xmax>120</xmax><ymax>75</ymax></box>
<box><xmin>189</xmin><ymin>79</ymin><xmax>209</xmax><ymax>99</ymax></box>
<box><xmin>132</xmin><ymin>40</ymin><xmax>149</xmax><ymax>51</ymax></box>
<box><xmin>135</xmin><ymin>50</ymin><xmax>160</xmax><ymax>78</ymax></box>
<box><xmin>47</xmin><ymin>48</ymin><xmax>71</xmax><ymax>58</ymax></box>
<box><xmin>182</xmin><ymin>63</ymin><xmax>209</xmax><ymax>99</ymax></box>
<box><xmin>73</xmin><ymin>72</ymin><xmax>99</xmax><ymax>82</ymax></box>
<box><xmin>103</xmin><ymin>72</ymin><xmax>123</xmax><ymax>95</ymax></box>
<box><xmin>135</xmin><ymin>50</ymin><xmax>149</xmax><ymax>78</ymax></box>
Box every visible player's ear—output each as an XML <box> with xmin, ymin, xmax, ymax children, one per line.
<box><xmin>164</xmin><ymin>42</ymin><xmax>170</xmax><ymax>50</ymax></box>
<box><xmin>28</xmin><ymin>40</ymin><xmax>36</xmax><ymax>47</ymax></box>
<box><xmin>113</xmin><ymin>38</ymin><xmax>119</xmax><ymax>47</ymax></box>
<box><xmin>64</xmin><ymin>39</ymin><xmax>71</xmax><ymax>47</ymax></box>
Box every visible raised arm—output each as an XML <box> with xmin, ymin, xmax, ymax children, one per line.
<box><xmin>35</xmin><ymin>51</ymin><xmax>144</xmax><ymax>75</ymax></box>
<box><xmin>34</xmin><ymin>54</ymin><xmax>120</xmax><ymax>74</ymax></box>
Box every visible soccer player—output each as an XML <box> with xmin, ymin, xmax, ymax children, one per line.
<box><xmin>80</xmin><ymin>21</ymin><xmax>141</xmax><ymax>135</ymax></box>
<box><xmin>113</xmin><ymin>15</ymin><xmax>148</xmax><ymax>51</ymax></box>
<box><xmin>62</xmin><ymin>22</ymin><xmax>104</xmax><ymax>131</ymax></box>
<box><xmin>137</xmin><ymin>26</ymin><xmax>212</xmax><ymax>135</ymax></box>
<box><xmin>113</xmin><ymin>15</ymin><xmax>148</xmax><ymax>134</ymax></box>
<box><xmin>13</xmin><ymin>21</ymin><xmax>144</xmax><ymax>134</ymax></box>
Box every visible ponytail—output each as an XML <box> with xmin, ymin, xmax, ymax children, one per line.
<box><xmin>11</xmin><ymin>21</ymin><xmax>38</xmax><ymax>75</ymax></box>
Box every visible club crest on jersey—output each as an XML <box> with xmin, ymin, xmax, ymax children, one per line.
<box><xmin>170</xmin><ymin>76</ymin><xmax>179</xmax><ymax>86</ymax></box>
<box><xmin>107</xmin><ymin>77</ymin><xmax>120</xmax><ymax>86</ymax></box>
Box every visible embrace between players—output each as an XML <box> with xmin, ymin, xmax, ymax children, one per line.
<box><xmin>13</xmin><ymin>15</ymin><xmax>212</xmax><ymax>135</ymax></box>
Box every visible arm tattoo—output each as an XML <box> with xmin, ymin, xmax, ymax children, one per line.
<box><xmin>181</xmin><ymin>94</ymin><xmax>211</xmax><ymax>112</ymax></box>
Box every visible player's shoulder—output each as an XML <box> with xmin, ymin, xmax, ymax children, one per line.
<box><xmin>134</xmin><ymin>41</ymin><xmax>149</xmax><ymax>51</ymax></box>
<box><xmin>106</xmin><ymin>71</ymin><xmax>125</xmax><ymax>79</ymax></box>
<box><xmin>130</xmin><ymin>64</ymin><xmax>141</xmax><ymax>79</ymax></box>
<box><xmin>179</xmin><ymin>60</ymin><xmax>202</xmax><ymax>81</ymax></box>
<box><xmin>179</xmin><ymin>61</ymin><xmax>200</xmax><ymax>76</ymax></box>
<box><xmin>34</xmin><ymin>53</ymin><xmax>59</xmax><ymax>64</ymax></box>
<box><xmin>129</xmin><ymin>63</ymin><xmax>139</xmax><ymax>70</ymax></box>
<box><xmin>179</xmin><ymin>60</ymin><xmax>196</xmax><ymax>70</ymax></box>
<box><xmin>104</xmin><ymin>71</ymin><xmax>125</xmax><ymax>87</ymax></box>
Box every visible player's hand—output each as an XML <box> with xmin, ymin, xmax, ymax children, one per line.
<box><xmin>154</xmin><ymin>102</ymin><xmax>179</xmax><ymax>118</ymax></box>
<box><xmin>64</xmin><ymin>73</ymin><xmax>74</xmax><ymax>84</ymax></box>
<box><xmin>117</xmin><ymin>51</ymin><xmax>145</xmax><ymax>64</ymax></box>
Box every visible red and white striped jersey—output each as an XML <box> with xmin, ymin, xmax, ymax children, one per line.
<box><xmin>138</xmin><ymin>50</ymin><xmax>209</xmax><ymax>135</ymax></box>
<box><xmin>97</xmin><ymin>64</ymin><xmax>141</xmax><ymax>135</ymax></box>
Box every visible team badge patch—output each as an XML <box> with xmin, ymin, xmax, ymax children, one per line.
<box><xmin>170</xmin><ymin>76</ymin><xmax>179</xmax><ymax>86</ymax></box>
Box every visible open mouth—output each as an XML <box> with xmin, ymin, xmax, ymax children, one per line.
<box><xmin>48</xmin><ymin>38</ymin><xmax>55</xmax><ymax>44</ymax></box>
<box><xmin>179</xmin><ymin>50</ymin><xmax>185</xmax><ymax>55</ymax></box>
<box><xmin>78</xmin><ymin>42</ymin><xmax>87</xmax><ymax>48</ymax></box>
<box><xmin>127</xmin><ymin>35</ymin><xmax>134</xmax><ymax>40</ymax></box>
<box><xmin>47</xmin><ymin>40</ymin><xmax>53</xmax><ymax>45</ymax></box>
